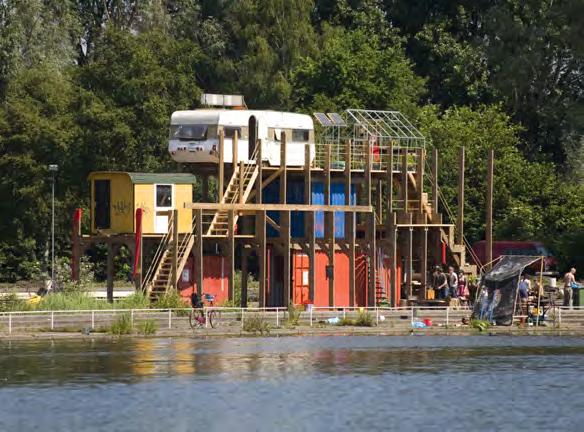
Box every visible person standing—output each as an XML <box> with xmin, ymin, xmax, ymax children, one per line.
<box><xmin>518</xmin><ymin>274</ymin><xmax>531</xmax><ymax>314</ymax></box>
<box><xmin>434</xmin><ymin>267</ymin><xmax>448</xmax><ymax>299</ymax></box>
<box><xmin>563</xmin><ymin>268</ymin><xmax>576</xmax><ymax>308</ymax></box>
<box><xmin>448</xmin><ymin>266</ymin><xmax>458</xmax><ymax>298</ymax></box>
<box><xmin>457</xmin><ymin>270</ymin><xmax>468</xmax><ymax>299</ymax></box>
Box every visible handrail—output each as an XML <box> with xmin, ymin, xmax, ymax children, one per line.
<box><xmin>141</xmin><ymin>211</ymin><xmax>175</xmax><ymax>292</ymax></box>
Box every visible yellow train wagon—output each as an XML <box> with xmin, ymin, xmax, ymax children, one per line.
<box><xmin>88</xmin><ymin>172</ymin><xmax>196</xmax><ymax>235</ymax></box>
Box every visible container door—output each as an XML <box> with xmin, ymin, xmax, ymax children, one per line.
<box><xmin>154</xmin><ymin>184</ymin><xmax>173</xmax><ymax>233</ymax></box>
<box><xmin>94</xmin><ymin>179</ymin><xmax>111</xmax><ymax>229</ymax></box>
<box><xmin>248</xmin><ymin>115</ymin><xmax>257</xmax><ymax>160</ymax></box>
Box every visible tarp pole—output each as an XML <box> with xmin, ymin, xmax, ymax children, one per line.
<box><xmin>537</xmin><ymin>257</ymin><xmax>544</xmax><ymax>326</ymax></box>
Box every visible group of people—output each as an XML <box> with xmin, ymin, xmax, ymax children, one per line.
<box><xmin>432</xmin><ymin>266</ymin><xmax>469</xmax><ymax>300</ymax></box>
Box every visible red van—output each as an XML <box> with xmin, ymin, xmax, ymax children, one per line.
<box><xmin>472</xmin><ymin>240</ymin><xmax>557</xmax><ymax>272</ymax></box>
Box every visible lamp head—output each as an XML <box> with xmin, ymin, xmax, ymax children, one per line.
<box><xmin>48</xmin><ymin>164</ymin><xmax>58</xmax><ymax>172</ymax></box>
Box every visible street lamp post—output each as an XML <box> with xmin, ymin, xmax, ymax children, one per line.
<box><xmin>49</xmin><ymin>164</ymin><xmax>58</xmax><ymax>290</ymax></box>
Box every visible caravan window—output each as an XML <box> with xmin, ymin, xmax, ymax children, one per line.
<box><xmin>156</xmin><ymin>185</ymin><xmax>172</xmax><ymax>207</ymax></box>
<box><xmin>170</xmin><ymin>124</ymin><xmax>209</xmax><ymax>141</ymax></box>
<box><xmin>292</xmin><ymin>129</ymin><xmax>310</xmax><ymax>142</ymax></box>
<box><xmin>224</xmin><ymin>127</ymin><xmax>242</xmax><ymax>139</ymax></box>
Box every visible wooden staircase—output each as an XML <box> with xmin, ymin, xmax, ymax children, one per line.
<box><xmin>142</xmin><ymin>212</ymin><xmax>195</xmax><ymax>301</ymax></box>
<box><xmin>206</xmin><ymin>149</ymin><xmax>259</xmax><ymax>237</ymax></box>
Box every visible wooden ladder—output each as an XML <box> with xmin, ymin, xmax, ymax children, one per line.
<box><xmin>206</xmin><ymin>148</ymin><xmax>259</xmax><ymax>237</ymax></box>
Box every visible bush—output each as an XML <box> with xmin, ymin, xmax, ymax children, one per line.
<box><xmin>137</xmin><ymin>319</ymin><xmax>157</xmax><ymax>335</ymax></box>
<box><xmin>108</xmin><ymin>313</ymin><xmax>133</xmax><ymax>335</ymax></box>
<box><xmin>153</xmin><ymin>290</ymin><xmax>187</xmax><ymax>309</ymax></box>
<box><xmin>338</xmin><ymin>317</ymin><xmax>355</xmax><ymax>326</ymax></box>
<box><xmin>243</xmin><ymin>314</ymin><xmax>270</xmax><ymax>335</ymax></box>
<box><xmin>0</xmin><ymin>293</ymin><xmax>33</xmax><ymax>312</ymax></box>
<box><xmin>286</xmin><ymin>305</ymin><xmax>302</xmax><ymax>326</ymax></box>
<box><xmin>35</xmin><ymin>291</ymin><xmax>102</xmax><ymax>311</ymax></box>
<box><xmin>355</xmin><ymin>311</ymin><xmax>374</xmax><ymax>327</ymax></box>
<box><xmin>471</xmin><ymin>319</ymin><xmax>490</xmax><ymax>332</ymax></box>
<box><xmin>116</xmin><ymin>292</ymin><xmax>150</xmax><ymax>309</ymax></box>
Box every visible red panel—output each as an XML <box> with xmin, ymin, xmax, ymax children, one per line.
<box><xmin>314</xmin><ymin>251</ymin><xmax>329</xmax><ymax>307</ymax></box>
<box><xmin>355</xmin><ymin>253</ymin><xmax>368</xmax><ymax>307</ymax></box>
<box><xmin>178</xmin><ymin>255</ymin><xmax>228</xmax><ymax>305</ymax></box>
<box><xmin>334</xmin><ymin>252</ymin><xmax>350</xmax><ymax>307</ymax></box>
<box><xmin>292</xmin><ymin>252</ymin><xmax>310</xmax><ymax>305</ymax></box>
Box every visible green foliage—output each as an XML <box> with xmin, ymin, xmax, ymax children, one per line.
<box><xmin>471</xmin><ymin>319</ymin><xmax>490</xmax><ymax>332</ymax></box>
<box><xmin>286</xmin><ymin>305</ymin><xmax>302</xmax><ymax>327</ymax></box>
<box><xmin>116</xmin><ymin>292</ymin><xmax>150</xmax><ymax>310</ymax></box>
<box><xmin>243</xmin><ymin>314</ymin><xmax>270</xmax><ymax>335</ymax></box>
<box><xmin>0</xmin><ymin>293</ymin><xmax>33</xmax><ymax>312</ymax></box>
<box><xmin>108</xmin><ymin>313</ymin><xmax>133</xmax><ymax>335</ymax></box>
<box><xmin>355</xmin><ymin>311</ymin><xmax>374</xmax><ymax>327</ymax></box>
<box><xmin>153</xmin><ymin>290</ymin><xmax>187</xmax><ymax>310</ymax></box>
<box><xmin>35</xmin><ymin>292</ymin><xmax>101</xmax><ymax>311</ymax></box>
<box><xmin>337</xmin><ymin>317</ymin><xmax>355</xmax><ymax>326</ymax></box>
<box><xmin>137</xmin><ymin>319</ymin><xmax>157</xmax><ymax>336</ymax></box>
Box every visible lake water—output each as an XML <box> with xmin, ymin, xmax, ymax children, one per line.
<box><xmin>1</xmin><ymin>335</ymin><xmax>583</xmax><ymax>431</ymax></box>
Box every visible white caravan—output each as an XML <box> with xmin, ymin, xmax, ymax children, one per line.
<box><xmin>168</xmin><ymin>109</ymin><xmax>315</xmax><ymax>166</ymax></box>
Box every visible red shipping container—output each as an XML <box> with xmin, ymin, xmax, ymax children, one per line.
<box><xmin>179</xmin><ymin>255</ymin><xmax>229</xmax><ymax>305</ymax></box>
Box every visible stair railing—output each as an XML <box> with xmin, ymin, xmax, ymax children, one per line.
<box><xmin>141</xmin><ymin>211</ymin><xmax>175</xmax><ymax>292</ymax></box>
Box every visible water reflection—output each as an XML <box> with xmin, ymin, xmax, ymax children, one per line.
<box><xmin>1</xmin><ymin>336</ymin><xmax>584</xmax><ymax>387</ymax></box>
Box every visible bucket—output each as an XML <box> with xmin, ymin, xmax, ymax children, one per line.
<box><xmin>423</xmin><ymin>318</ymin><xmax>432</xmax><ymax>327</ymax></box>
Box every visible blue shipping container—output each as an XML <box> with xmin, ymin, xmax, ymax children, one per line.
<box><xmin>262</xmin><ymin>180</ymin><xmax>356</xmax><ymax>238</ymax></box>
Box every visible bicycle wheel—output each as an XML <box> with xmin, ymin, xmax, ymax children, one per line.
<box><xmin>189</xmin><ymin>310</ymin><xmax>202</xmax><ymax>329</ymax></box>
<box><xmin>208</xmin><ymin>310</ymin><xmax>220</xmax><ymax>328</ymax></box>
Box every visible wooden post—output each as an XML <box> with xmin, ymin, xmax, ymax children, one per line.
<box><xmin>388</xmin><ymin>142</ymin><xmax>394</xmax><ymax>215</ymax></box>
<box><xmin>345</xmin><ymin>141</ymin><xmax>355</xmax><ymax>306</ymax></box>
<box><xmin>196</xmin><ymin>208</ymin><xmax>203</xmax><ymax>296</ymax></box>
<box><xmin>421</xmin><ymin>228</ymin><xmax>428</xmax><ymax>300</ymax></box>
<box><xmin>486</xmin><ymin>149</ymin><xmax>494</xmax><ymax>270</ymax></box>
<box><xmin>258</xmin><ymin>210</ymin><xmax>267</xmax><ymax>307</ymax></box>
<box><xmin>172</xmin><ymin>209</ymin><xmax>179</xmax><ymax>289</ymax></box>
<box><xmin>228</xmin><ymin>210</ymin><xmax>235</xmax><ymax>301</ymax></box>
<box><xmin>365</xmin><ymin>142</ymin><xmax>371</xmax><ymax>206</ymax></box>
<box><xmin>417</xmin><ymin>148</ymin><xmax>425</xmax><ymax>212</ymax></box>
<box><xmin>457</xmin><ymin>146</ymin><xmax>465</xmax><ymax>245</ymax></box>
<box><xmin>431</xmin><ymin>148</ymin><xmax>439</xmax><ymax>215</ymax></box>
<box><xmin>375</xmin><ymin>179</ymin><xmax>382</xmax><ymax>223</ymax></box>
<box><xmin>106</xmin><ymin>241</ymin><xmax>114</xmax><ymax>303</ymax></box>
<box><xmin>280</xmin><ymin>132</ymin><xmax>290</xmax><ymax>307</ymax></box>
<box><xmin>368</xmin><ymin>212</ymin><xmax>376</xmax><ymax>307</ymax></box>
<box><xmin>218</xmin><ymin>130</ymin><xmax>225</xmax><ymax>200</ymax></box>
<box><xmin>390</xmin><ymin>218</ymin><xmax>398</xmax><ymax>307</ymax></box>
<box><xmin>232</xmin><ymin>130</ymin><xmax>239</xmax><ymax>166</ymax></box>
<box><xmin>406</xmin><ymin>227</ymin><xmax>413</xmax><ymax>300</ymax></box>
<box><xmin>239</xmin><ymin>161</ymin><xmax>244</xmax><ymax>204</ymax></box>
<box><xmin>401</xmin><ymin>148</ymin><xmax>409</xmax><ymax>212</ymax></box>
<box><xmin>256</xmin><ymin>140</ymin><xmax>262</xmax><ymax>204</ymax></box>
<box><xmin>241</xmin><ymin>248</ymin><xmax>248</xmax><ymax>307</ymax></box>
<box><xmin>324</xmin><ymin>145</ymin><xmax>334</xmax><ymax>307</ymax></box>
<box><xmin>304</xmin><ymin>143</ymin><xmax>315</xmax><ymax>303</ymax></box>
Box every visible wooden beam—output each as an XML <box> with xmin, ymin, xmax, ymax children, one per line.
<box><xmin>368</xmin><ymin>212</ymin><xmax>376</xmax><ymax>307</ymax></box>
<box><xmin>421</xmin><ymin>227</ymin><xmax>428</xmax><ymax>300</ymax></box>
<box><xmin>387</xmin><ymin>142</ymin><xmax>394</xmax><ymax>232</ymax></box>
<box><xmin>365</xmin><ymin>141</ymin><xmax>371</xmax><ymax>206</ymax></box>
<box><xmin>172</xmin><ymin>209</ymin><xmax>179</xmax><ymax>289</ymax></box>
<box><xmin>256</xmin><ymin>139</ymin><xmax>263</xmax><ymax>204</ymax></box>
<box><xmin>401</xmin><ymin>148</ymin><xmax>408</xmax><ymax>212</ymax></box>
<box><xmin>349</xmin><ymin>218</ymin><xmax>356</xmax><ymax>307</ymax></box>
<box><xmin>324</xmin><ymin>145</ymin><xmax>335</xmax><ymax>306</ymax></box>
<box><xmin>266</xmin><ymin>215</ymin><xmax>280</xmax><ymax>232</ymax></box>
<box><xmin>282</xmin><ymin>213</ymin><xmax>290</xmax><ymax>307</ymax></box>
<box><xmin>431</xmin><ymin>148</ymin><xmax>439</xmax><ymax>214</ymax></box>
<box><xmin>238</xmin><ymin>160</ymin><xmax>244</xmax><ymax>204</ymax></box>
<box><xmin>196</xmin><ymin>209</ymin><xmax>203</xmax><ymax>296</ymax></box>
<box><xmin>228</xmin><ymin>210</ymin><xmax>235</xmax><ymax>301</ymax></box>
<box><xmin>406</xmin><ymin>227</ymin><xmax>413</xmax><ymax>300</ymax></box>
<box><xmin>232</xmin><ymin>129</ymin><xmax>238</xmax><ymax>165</ymax></box>
<box><xmin>457</xmin><ymin>146</ymin><xmax>465</xmax><ymax>245</ymax></box>
<box><xmin>375</xmin><ymin>179</ymin><xmax>382</xmax><ymax>223</ymax></box>
<box><xmin>486</xmin><ymin>149</ymin><xmax>494</xmax><ymax>270</ymax></box>
<box><xmin>241</xmin><ymin>248</ymin><xmax>248</xmax><ymax>307</ymax></box>
<box><xmin>218</xmin><ymin>130</ymin><xmax>224</xmax><ymax>199</ymax></box>
<box><xmin>390</xmin><ymin>216</ymin><xmax>398</xmax><ymax>307</ymax></box>
<box><xmin>258</xmin><ymin>210</ymin><xmax>266</xmax><ymax>307</ymax></box>
<box><xmin>345</xmin><ymin>141</ymin><xmax>355</xmax><ymax>306</ymax></box>
<box><xmin>185</xmin><ymin>203</ymin><xmax>373</xmax><ymax>212</ymax></box>
<box><xmin>417</xmin><ymin>148</ymin><xmax>425</xmax><ymax>212</ymax></box>
<box><xmin>305</xmin><ymin>144</ymin><xmax>315</xmax><ymax>304</ymax></box>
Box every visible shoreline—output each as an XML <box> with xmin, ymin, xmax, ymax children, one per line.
<box><xmin>2</xmin><ymin>325</ymin><xmax>584</xmax><ymax>341</ymax></box>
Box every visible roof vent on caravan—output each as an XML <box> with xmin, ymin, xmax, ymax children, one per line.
<box><xmin>200</xmin><ymin>93</ymin><xmax>247</xmax><ymax>109</ymax></box>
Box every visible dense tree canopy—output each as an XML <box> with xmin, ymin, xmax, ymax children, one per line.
<box><xmin>0</xmin><ymin>0</ymin><xmax>582</xmax><ymax>281</ymax></box>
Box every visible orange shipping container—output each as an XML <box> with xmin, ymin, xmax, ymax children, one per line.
<box><xmin>178</xmin><ymin>255</ymin><xmax>229</xmax><ymax>305</ymax></box>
